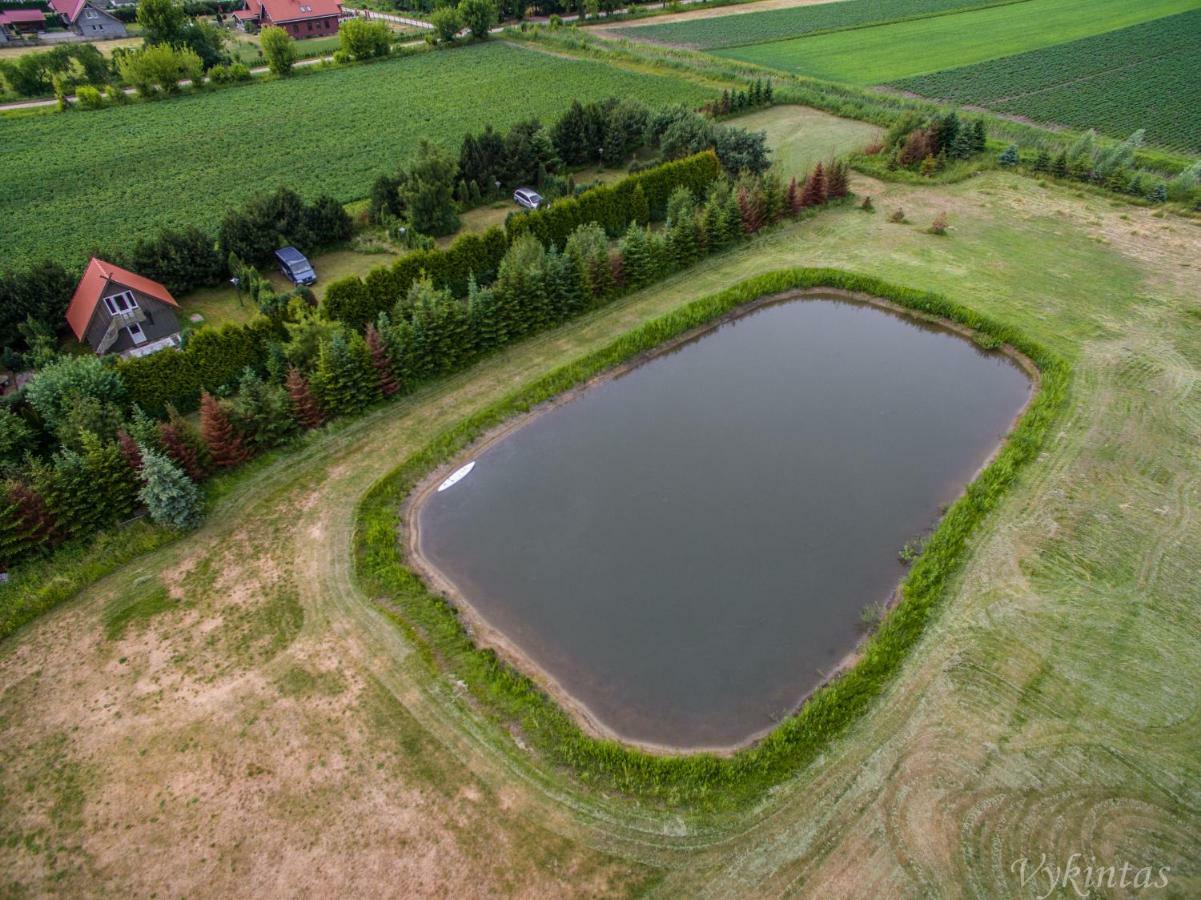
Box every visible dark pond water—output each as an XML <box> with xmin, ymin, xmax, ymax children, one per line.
<box><xmin>416</xmin><ymin>296</ymin><xmax>1031</xmax><ymax>749</ymax></box>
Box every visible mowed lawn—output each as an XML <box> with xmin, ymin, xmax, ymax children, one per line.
<box><xmin>714</xmin><ymin>0</ymin><xmax>1201</xmax><ymax>83</ymax></box>
<box><xmin>734</xmin><ymin>104</ymin><xmax>883</xmax><ymax>178</ymax></box>
<box><xmin>0</xmin><ymin>42</ymin><xmax>712</xmax><ymax>269</ymax></box>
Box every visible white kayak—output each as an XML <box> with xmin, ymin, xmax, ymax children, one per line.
<box><xmin>437</xmin><ymin>461</ymin><xmax>476</xmax><ymax>492</ymax></box>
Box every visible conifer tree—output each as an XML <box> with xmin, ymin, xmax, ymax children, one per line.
<box><xmin>364</xmin><ymin>324</ymin><xmax>400</xmax><ymax>397</ymax></box>
<box><xmin>116</xmin><ymin>428</ymin><xmax>143</xmax><ymax>473</ymax></box>
<box><xmin>157</xmin><ymin>406</ymin><xmax>209</xmax><ymax>482</ymax></box>
<box><xmin>827</xmin><ymin>160</ymin><xmax>849</xmax><ymax>199</ymax></box>
<box><xmin>786</xmin><ymin>177</ymin><xmax>801</xmax><ymax>215</ymax></box>
<box><xmin>618</xmin><ymin>222</ymin><xmax>651</xmax><ymax>289</ymax></box>
<box><xmin>138</xmin><ymin>447</ymin><xmax>202</xmax><ymax>531</ymax></box>
<box><xmin>800</xmin><ymin>162</ymin><xmax>827</xmax><ymax>207</ymax></box>
<box><xmin>81</xmin><ymin>432</ymin><xmax>139</xmax><ymax>524</ymax></box>
<box><xmin>200</xmin><ymin>391</ymin><xmax>251</xmax><ymax>470</ymax></box>
<box><xmin>972</xmin><ymin>120</ymin><xmax>987</xmax><ymax>153</ymax></box>
<box><xmin>314</xmin><ymin>330</ymin><xmax>378</xmax><ymax>417</ymax></box>
<box><xmin>0</xmin><ymin>480</ymin><xmax>57</xmax><ymax>567</ymax></box>
<box><xmin>285</xmin><ymin>366</ymin><xmax>325</xmax><ymax>430</ymax></box>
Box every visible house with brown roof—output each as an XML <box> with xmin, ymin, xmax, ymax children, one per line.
<box><xmin>66</xmin><ymin>259</ymin><xmax>182</xmax><ymax>358</ymax></box>
<box><xmin>49</xmin><ymin>0</ymin><xmax>127</xmax><ymax>38</ymax></box>
<box><xmin>233</xmin><ymin>0</ymin><xmax>343</xmax><ymax>39</ymax></box>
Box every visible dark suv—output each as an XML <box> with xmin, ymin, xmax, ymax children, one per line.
<box><xmin>275</xmin><ymin>247</ymin><xmax>317</xmax><ymax>286</ymax></box>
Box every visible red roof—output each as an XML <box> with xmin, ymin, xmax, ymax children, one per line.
<box><xmin>241</xmin><ymin>0</ymin><xmax>342</xmax><ymax>24</ymax></box>
<box><xmin>66</xmin><ymin>258</ymin><xmax>179</xmax><ymax>341</ymax></box>
<box><xmin>0</xmin><ymin>9</ymin><xmax>47</xmax><ymax>24</ymax></box>
<box><xmin>49</xmin><ymin>0</ymin><xmax>85</xmax><ymax>23</ymax></box>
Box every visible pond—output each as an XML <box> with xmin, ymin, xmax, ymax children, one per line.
<box><xmin>412</xmin><ymin>294</ymin><xmax>1032</xmax><ymax>750</ymax></box>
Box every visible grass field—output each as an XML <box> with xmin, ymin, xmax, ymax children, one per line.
<box><xmin>890</xmin><ymin>9</ymin><xmax>1201</xmax><ymax>154</ymax></box>
<box><xmin>3</xmin><ymin>117</ymin><xmax>1200</xmax><ymax>892</ymax></box>
<box><xmin>0</xmin><ymin>41</ymin><xmax>712</xmax><ymax>269</ymax></box>
<box><xmin>711</xmin><ymin>0</ymin><xmax>1201</xmax><ymax>84</ymax></box>
<box><xmin>616</xmin><ymin>0</ymin><xmax>1027</xmax><ymax>50</ymax></box>
<box><xmin>734</xmin><ymin>104</ymin><xmax>883</xmax><ymax>177</ymax></box>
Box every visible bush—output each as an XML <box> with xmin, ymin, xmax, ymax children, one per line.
<box><xmin>261</xmin><ymin>26</ymin><xmax>296</xmax><ymax>77</ymax></box>
<box><xmin>117</xmin><ymin>44</ymin><xmax>203</xmax><ymax>97</ymax></box>
<box><xmin>458</xmin><ymin>0</ymin><xmax>497</xmax><ymax>40</ymax></box>
<box><xmin>928</xmin><ymin>212</ymin><xmax>949</xmax><ymax>235</ymax></box>
<box><xmin>126</xmin><ymin>226</ymin><xmax>225</xmax><ymax>296</ymax></box>
<box><xmin>431</xmin><ymin>5</ymin><xmax>461</xmax><ymax>42</ymax></box>
<box><xmin>138</xmin><ymin>447</ymin><xmax>202</xmax><ymax>530</ymax></box>
<box><xmin>998</xmin><ymin>144</ymin><xmax>1020</xmax><ymax>167</ymax></box>
<box><xmin>339</xmin><ymin>18</ymin><xmax>392</xmax><ymax>59</ymax></box>
<box><xmin>75</xmin><ymin>85</ymin><xmax>105</xmax><ymax>110</ymax></box>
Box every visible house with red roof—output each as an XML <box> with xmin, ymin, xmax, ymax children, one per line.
<box><xmin>66</xmin><ymin>259</ymin><xmax>182</xmax><ymax>358</ymax></box>
<box><xmin>233</xmin><ymin>0</ymin><xmax>343</xmax><ymax>39</ymax></box>
<box><xmin>49</xmin><ymin>0</ymin><xmax>126</xmax><ymax>38</ymax></box>
<box><xmin>0</xmin><ymin>8</ymin><xmax>47</xmax><ymax>39</ymax></box>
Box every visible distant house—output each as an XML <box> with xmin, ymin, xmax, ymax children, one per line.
<box><xmin>233</xmin><ymin>0</ymin><xmax>343</xmax><ymax>39</ymax></box>
<box><xmin>0</xmin><ymin>8</ymin><xmax>47</xmax><ymax>36</ymax></box>
<box><xmin>66</xmin><ymin>259</ymin><xmax>182</xmax><ymax>358</ymax></box>
<box><xmin>49</xmin><ymin>0</ymin><xmax>127</xmax><ymax>38</ymax></box>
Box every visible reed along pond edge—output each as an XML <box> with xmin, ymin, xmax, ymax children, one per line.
<box><xmin>355</xmin><ymin>268</ymin><xmax>1068</xmax><ymax>809</ymax></box>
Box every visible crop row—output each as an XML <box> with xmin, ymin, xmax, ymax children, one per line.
<box><xmin>620</xmin><ymin>0</ymin><xmax>1023</xmax><ymax>51</ymax></box>
<box><xmin>891</xmin><ymin>9</ymin><xmax>1201</xmax><ymax>153</ymax></box>
<box><xmin>0</xmin><ymin>42</ymin><xmax>709</xmax><ymax>270</ymax></box>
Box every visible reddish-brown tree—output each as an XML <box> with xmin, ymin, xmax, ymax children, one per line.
<box><xmin>827</xmin><ymin>160</ymin><xmax>849</xmax><ymax>199</ymax></box>
<box><xmin>736</xmin><ymin>185</ymin><xmax>766</xmax><ymax>233</ymax></box>
<box><xmin>158</xmin><ymin>421</ymin><xmax>206</xmax><ymax>482</ymax></box>
<box><xmin>898</xmin><ymin>129</ymin><xmax>933</xmax><ymax>168</ymax></box>
<box><xmin>786</xmin><ymin>176</ymin><xmax>802</xmax><ymax>215</ymax></box>
<box><xmin>800</xmin><ymin>163</ymin><xmax>827</xmax><ymax>208</ymax></box>
<box><xmin>4</xmin><ymin>480</ymin><xmax>58</xmax><ymax>555</ymax></box>
<box><xmin>608</xmin><ymin>250</ymin><xmax>625</xmax><ymax>291</ymax></box>
<box><xmin>286</xmin><ymin>366</ymin><xmax>325</xmax><ymax>430</ymax></box>
<box><xmin>364</xmin><ymin>324</ymin><xmax>400</xmax><ymax>398</ymax></box>
<box><xmin>116</xmin><ymin>428</ymin><xmax>143</xmax><ymax>473</ymax></box>
<box><xmin>200</xmin><ymin>391</ymin><xmax>251</xmax><ymax>470</ymax></box>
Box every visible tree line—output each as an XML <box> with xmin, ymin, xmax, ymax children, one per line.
<box><xmin>0</xmin><ymin>150</ymin><xmax>852</xmax><ymax>578</ymax></box>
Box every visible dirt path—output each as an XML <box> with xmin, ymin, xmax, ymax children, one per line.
<box><xmin>3</xmin><ymin>170</ymin><xmax>1201</xmax><ymax>895</ymax></box>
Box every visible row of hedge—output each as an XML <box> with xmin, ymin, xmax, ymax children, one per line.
<box><xmin>355</xmin><ymin>267</ymin><xmax>1068</xmax><ymax>809</ymax></box>
<box><xmin>116</xmin><ymin>318</ymin><xmax>280</xmax><ymax>414</ymax></box>
<box><xmin>322</xmin><ymin>150</ymin><xmax>723</xmax><ymax>327</ymax></box>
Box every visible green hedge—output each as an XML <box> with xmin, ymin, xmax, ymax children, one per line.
<box><xmin>507</xmin><ymin>150</ymin><xmax>723</xmax><ymax>247</ymax></box>
<box><xmin>117</xmin><ymin>317</ymin><xmax>280</xmax><ymax>414</ymax></box>
<box><xmin>321</xmin><ymin>152</ymin><xmax>723</xmax><ymax>328</ymax></box>
<box><xmin>323</xmin><ymin>227</ymin><xmax>509</xmax><ymax>328</ymax></box>
<box><xmin>355</xmin><ymin>267</ymin><xmax>1068</xmax><ymax>810</ymax></box>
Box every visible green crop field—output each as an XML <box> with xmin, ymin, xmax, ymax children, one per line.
<box><xmin>711</xmin><ymin>0</ymin><xmax>1200</xmax><ymax>84</ymax></box>
<box><xmin>617</xmin><ymin>0</ymin><xmax>1024</xmax><ymax>50</ymax></box>
<box><xmin>0</xmin><ymin>42</ymin><xmax>711</xmax><ymax>269</ymax></box>
<box><xmin>890</xmin><ymin>9</ymin><xmax>1201</xmax><ymax>153</ymax></box>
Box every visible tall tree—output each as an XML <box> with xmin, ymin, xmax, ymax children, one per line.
<box><xmin>285</xmin><ymin>367</ymin><xmax>325</xmax><ymax>430</ymax></box>
<box><xmin>200</xmin><ymin>391</ymin><xmax>251</xmax><ymax>470</ymax></box>
<box><xmin>260</xmin><ymin>26</ymin><xmax>295</xmax><ymax>77</ymax></box>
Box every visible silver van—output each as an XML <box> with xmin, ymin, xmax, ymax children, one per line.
<box><xmin>513</xmin><ymin>187</ymin><xmax>544</xmax><ymax>210</ymax></box>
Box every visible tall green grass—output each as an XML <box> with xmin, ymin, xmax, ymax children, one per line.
<box><xmin>355</xmin><ymin>268</ymin><xmax>1069</xmax><ymax>810</ymax></box>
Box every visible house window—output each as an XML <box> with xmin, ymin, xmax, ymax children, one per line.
<box><xmin>103</xmin><ymin>290</ymin><xmax>139</xmax><ymax>315</ymax></box>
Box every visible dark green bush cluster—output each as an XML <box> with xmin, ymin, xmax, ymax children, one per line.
<box><xmin>355</xmin><ymin>267</ymin><xmax>1067</xmax><ymax>809</ymax></box>
<box><xmin>218</xmin><ymin>186</ymin><xmax>354</xmax><ymax>265</ymax></box>
<box><xmin>0</xmin><ymin>44</ymin><xmax>109</xmax><ymax>98</ymax></box>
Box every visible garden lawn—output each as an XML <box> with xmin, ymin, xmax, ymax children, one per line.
<box><xmin>713</xmin><ymin>0</ymin><xmax>1200</xmax><ymax>83</ymax></box>
<box><xmin>0</xmin><ymin>41</ymin><xmax>712</xmax><ymax>269</ymax></box>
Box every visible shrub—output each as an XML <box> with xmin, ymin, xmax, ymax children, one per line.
<box><xmin>431</xmin><ymin>5</ymin><xmax>461</xmax><ymax>42</ymax></box>
<box><xmin>458</xmin><ymin>0</ymin><xmax>497</xmax><ymax>39</ymax></box>
<box><xmin>137</xmin><ymin>447</ymin><xmax>202</xmax><ymax>530</ymax></box>
<box><xmin>998</xmin><ymin>144</ymin><xmax>1020</xmax><ymax>167</ymax></box>
<box><xmin>261</xmin><ymin>26</ymin><xmax>296</xmax><ymax>77</ymax></box>
<box><xmin>339</xmin><ymin>18</ymin><xmax>392</xmax><ymax>59</ymax></box>
<box><xmin>75</xmin><ymin>85</ymin><xmax>105</xmax><ymax>110</ymax></box>
<box><xmin>928</xmin><ymin>212</ymin><xmax>949</xmax><ymax>235</ymax></box>
<box><xmin>117</xmin><ymin>44</ymin><xmax>203</xmax><ymax>96</ymax></box>
<box><xmin>888</xmin><ymin>208</ymin><xmax>907</xmax><ymax>224</ymax></box>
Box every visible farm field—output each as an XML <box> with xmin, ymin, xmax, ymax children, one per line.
<box><xmin>710</xmin><ymin>0</ymin><xmax>1200</xmax><ymax>84</ymax></box>
<box><xmin>0</xmin><ymin>41</ymin><xmax>712</xmax><ymax>269</ymax></box>
<box><xmin>3</xmin><ymin>156</ymin><xmax>1200</xmax><ymax>893</ymax></box>
<box><xmin>890</xmin><ymin>8</ymin><xmax>1201</xmax><ymax>154</ymax></box>
<box><xmin>615</xmin><ymin>0</ymin><xmax>1026</xmax><ymax>50</ymax></box>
